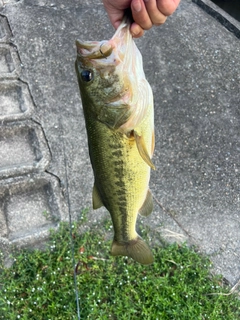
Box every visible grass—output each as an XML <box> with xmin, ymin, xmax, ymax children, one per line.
<box><xmin>0</xmin><ymin>212</ymin><xmax>239</xmax><ymax>320</ymax></box>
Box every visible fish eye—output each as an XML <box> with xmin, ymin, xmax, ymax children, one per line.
<box><xmin>81</xmin><ymin>69</ymin><xmax>93</xmax><ymax>82</ymax></box>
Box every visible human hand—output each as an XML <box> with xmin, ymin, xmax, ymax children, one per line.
<box><xmin>102</xmin><ymin>0</ymin><xmax>181</xmax><ymax>37</ymax></box>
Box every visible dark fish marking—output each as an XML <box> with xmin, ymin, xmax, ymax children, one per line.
<box><xmin>112</xmin><ymin>150</ymin><xmax>122</xmax><ymax>157</ymax></box>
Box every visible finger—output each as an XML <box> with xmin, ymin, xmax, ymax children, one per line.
<box><xmin>109</xmin><ymin>13</ymin><xmax>125</xmax><ymax>29</ymax></box>
<box><xmin>156</xmin><ymin>0</ymin><xmax>181</xmax><ymax>16</ymax></box>
<box><xmin>143</xmin><ymin>0</ymin><xmax>167</xmax><ymax>26</ymax></box>
<box><xmin>103</xmin><ymin>9</ymin><xmax>124</xmax><ymax>29</ymax></box>
<box><xmin>130</xmin><ymin>22</ymin><xmax>145</xmax><ymax>38</ymax></box>
<box><xmin>131</xmin><ymin>0</ymin><xmax>153</xmax><ymax>30</ymax></box>
<box><xmin>102</xmin><ymin>1</ymin><xmax>126</xmax><ymax>29</ymax></box>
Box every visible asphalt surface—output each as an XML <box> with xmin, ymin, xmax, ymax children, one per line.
<box><xmin>0</xmin><ymin>0</ymin><xmax>239</xmax><ymax>288</ymax></box>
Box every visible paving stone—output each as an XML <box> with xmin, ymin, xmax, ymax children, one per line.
<box><xmin>0</xmin><ymin>172</ymin><xmax>68</xmax><ymax>245</ymax></box>
<box><xmin>0</xmin><ymin>0</ymin><xmax>19</xmax><ymax>7</ymax></box>
<box><xmin>0</xmin><ymin>120</ymin><xmax>50</xmax><ymax>178</ymax></box>
<box><xmin>0</xmin><ymin>1</ymin><xmax>69</xmax><ymax>264</ymax></box>
<box><xmin>0</xmin><ymin>14</ymin><xmax>12</xmax><ymax>42</ymax></box>
<box><xmin>0</xmin><ymin>44</ymin><xmax>20</xmax><ymax>78</ymax></box>
<box><xmin>0</xmin><ymin>80</ymin><xmax>34</xmax><ymax>121</ymax></box>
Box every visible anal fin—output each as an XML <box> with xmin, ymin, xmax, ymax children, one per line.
<box><xmin>92</xmin><ymin>183</ymin><xmax>104</xmax><ymax>209</ymax></box>
<box><xmin>139</xmin><ymin>190</ymin><xmax>153</xmax><ymax>217</ymax></box>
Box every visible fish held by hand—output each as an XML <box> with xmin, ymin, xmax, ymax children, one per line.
<box><xmin>75</xmin><ymin>17</ymin><xmax>155</xmax><ymax>265</ymax></box>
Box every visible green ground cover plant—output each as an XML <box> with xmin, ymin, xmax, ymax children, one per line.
<box><xmin>0</xmin><ymin>213</ymin><xmax>239</xmax><ymax>320</ymax></box>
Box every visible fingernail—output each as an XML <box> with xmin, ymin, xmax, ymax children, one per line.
<box><xmin>131</xmin><ymin>31</ymin><xmax>139</xmax><ymax>38</ymax></box>
<box><xmin>133</xmin><ymin>0</ymin><xmax>142</xmax><ymax>12</ymax></box>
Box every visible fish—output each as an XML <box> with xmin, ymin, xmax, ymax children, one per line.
<box><xmin>75</xmin><ymin>16</ymin><xmax>155</xmax><ymax>265</ymax></box>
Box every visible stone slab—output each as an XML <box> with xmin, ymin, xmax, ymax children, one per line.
<box><xmin>0</xmin><ymin>120</ymin><xmax>50</xmax><ymax>178</ymax></box>
<box><xmin>0</xmin><ymin>79</ymin><xmax>34</xmax><ymax>121</ymax></box>
<box><xmin>0</xmin><ymin>14</ymin><xmax>12</xmax><ymax>42</ymax></box>
<box><xmin>0</xmin><ymin>43</ymin><xmax>21</xmax><ymax>78</ymax></box>
<box><xmin>0</xmin><ymin>172</ymin><xmax>68</xmax><ymax>244</ymax></box>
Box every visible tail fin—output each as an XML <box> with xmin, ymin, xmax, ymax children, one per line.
<box><xmin>111</xmin><ymin>236</ymin><xmax>154</xmax><ymax>265</ymax></box>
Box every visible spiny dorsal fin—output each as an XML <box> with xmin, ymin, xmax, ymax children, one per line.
<box><xmin>134</xmin><ymin>131</ymin><xmax>155</xmax><ymax>170</ymax></box>
<box><xmin>139</xmin><ymin>190</ymin><xmax>153</xmax><ymax>217</ymax></box>
<box><xmin>111</xmin><ymin>235</ymin><xmax>154</xmax><ymax>265</ymax></box>
<box><xmin>92</xmin><ymin>183</ymin><xmax>104</xmax><ymax>209</ymax></box>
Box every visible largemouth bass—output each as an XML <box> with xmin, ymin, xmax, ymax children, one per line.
<box><xmin>75</xmin><ymin>17</ymin><xmax>155</xmax><ymax>265</ymax></box>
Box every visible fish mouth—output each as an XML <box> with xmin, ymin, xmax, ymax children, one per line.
<box><xmin>76</xmin><ymin>17</ymin><xmax>131</xmax><ymax>66</ymax></box>
<box><xmin>76</xmin><ymin>40</ymin><xmax>113</xmax><ymax>60</ymax></box>
<box><xmin>75</xmin><ymin>16</ymin><xmax>150</xmax><ymax>133</ymax></box>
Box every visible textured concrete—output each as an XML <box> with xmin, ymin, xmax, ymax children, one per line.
<box><xmin>0</xmin><ymin>0</ymin><xmax>239</xmax><ymax>288</ymax></box>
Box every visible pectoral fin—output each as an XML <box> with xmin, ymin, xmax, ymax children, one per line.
<box><xmin>139</xmin><ymin>190</ymin><xmax>153</xmax><ymax>217</ymax></box>
<box><xmin>92</xmin><ymin>184</ymin><xmax>104</xmax><ymax>209</ymax></box>
<box><xmin>134</xmin><ymin>131</ymin><xmax>155</xmax><ymax>170</ymax></box>
<box><xmin>151</xmin><ymin>130</ymin><xmax>155</xmax><ymax>157</ymax></box>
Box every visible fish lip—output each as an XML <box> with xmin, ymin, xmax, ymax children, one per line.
<box><xmin>75</xmin><ymin>40</ymin><xmax>96</xmax><ymax>51</ymax></box>
<box><xmin>76</xmin><ymin>40</ymin><xmax>113</xmax><ymax>60</ymax></box>
<box><xmin>76</xmin><ymin>15</ymin><xmax>131</xmax><ymax>62</ymax></box>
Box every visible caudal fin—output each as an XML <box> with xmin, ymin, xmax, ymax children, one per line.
<box><xmin>111</xmin><ymin>236</ymin><xmax>154</xmax><ymax>265</ymax></box>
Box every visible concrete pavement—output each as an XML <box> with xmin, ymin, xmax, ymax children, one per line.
<box><xmin>0</xmin><ymin>0</ymin><xmax>239</xmax><ymax>288</ymax></box>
